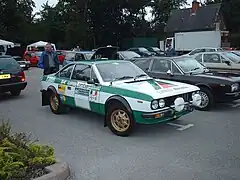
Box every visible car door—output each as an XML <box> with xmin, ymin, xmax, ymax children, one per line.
<box><xmin>148</xmin><ymin>58</ymin><xmax>172</xmax><ymax>79</ymax></box>
<box><xmin>54</xmin><ymin>64</ymin><xmax>76</xmax><ymax>106</ymax></box>
<box><xmin>202</xmin><ymin>53</ymin><xmax>230</xmax><ymax>72</ymax></box>
<box><xmin>71</xmin><ymin>64</ymin><xmax>101</xmax><ymax>111</ymax></box>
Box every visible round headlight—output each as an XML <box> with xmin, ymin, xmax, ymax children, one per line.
<box><xmin>192</xmin><ymin>93</ymin><xmax>201</xmax><ymax>107</ymax></box>
<box><xmin>158</xmin><ymin>99</ymin><xmax>165</xmax><ymax>108</ymax></box>
<box><xmin>151</xmin><ymin>100</ymin><xmax>158</xmax><ymax>110</ymax></box>
<box><xmin>174</xmin><ymin>97</ymin><xmax>185</xmax><ymax>112</ymax></box>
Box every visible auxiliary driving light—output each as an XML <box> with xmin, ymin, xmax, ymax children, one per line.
<box><xmin>174</xmin><ymin>97</ymin><xmax>185</xmax><ymax>112</ymax></box>
<box><xmin>192</xmin><ymin>93</ymin><xmax>201</xmax><ymax>107</ymax></box>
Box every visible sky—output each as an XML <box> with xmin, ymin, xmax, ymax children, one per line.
<box><xmin>33</xmin><ymin>0</ymin><xmax>193</xmax><ymax>13</ymax></box>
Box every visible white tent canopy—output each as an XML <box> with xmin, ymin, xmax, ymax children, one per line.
<box><xmin>26</xmin><ymin>41</ymin><xmax>56</xmax><ymax>51</ymax></box>
<box><xmin>0</xmin><ymin>39</ymin><xmax>14</xmax><ymax>46</ymax></box>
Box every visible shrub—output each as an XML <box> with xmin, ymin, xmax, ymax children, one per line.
<box><xmin>0</xmin><ymin>121</ymin><xmax>56</xmax><ymax>180</ymax></box>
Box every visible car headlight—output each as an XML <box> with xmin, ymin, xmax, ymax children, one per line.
<box><xmin>151</xmin><ymin>100</ymin><xmax>159</xmax><ymax>110</ymax></box>
<box><xmin>158</xmin><ymin>99</ymin><xmax>165</xmax><ymax>108</ymax></box>
<box><xmin>231</xmin><ymin>83</ymin><xmax>239</xmax><ymax>92</ymax></box>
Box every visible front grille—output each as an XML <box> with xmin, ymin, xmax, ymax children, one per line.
<box><xmin>165</xmin><ymin>92</ymin><xmax>192</xmax><ymax>107</ymax></box>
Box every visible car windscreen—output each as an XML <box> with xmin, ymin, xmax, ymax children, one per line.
<box><xmin>174</xmin><ymin>57</ymin><xmax>205</xmax><ymax>74</ymax></box>
<box><xmin>223</xmin><ymin>52</ymin><xmax>240</xmax><ymax>63</ymax></box>
<box><xmin>65</xmin><ymin>52</ymin><xmax>76</xmax><ymax>61</ymax></box>
<box><xmin>139</xmin><ymin>48</ymin><xmax>149</xmax><ymax>52</ymax></box>
<box><xmin>120</xmin><ymin>51</ymin><xmax>141</xmax><ymax>59</ymax></box>
<box><xmin>96</xmin><ymin>61</ymin><xmax>147</xmax><ymax>82</ymax></box>
<box><xmin>152</xmin><ymin>47</ymin><xmax>161</xmax><ymax>51</ymax></box>
<box><xmin>0</xmin><ymin>57</ymin><xmax>20</xmax><ymax>70</ymax></box>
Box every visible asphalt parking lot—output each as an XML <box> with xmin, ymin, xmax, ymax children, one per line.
<box><xmin>0</xmin><ymin>67</ymin><xmax>240</xmax><ymax>180</ymax></box>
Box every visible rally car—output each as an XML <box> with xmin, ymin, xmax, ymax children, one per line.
<box><xmin>40</xmin><ymin>60</ymin><xmax>201</xmax><ymax>136</ymax></box>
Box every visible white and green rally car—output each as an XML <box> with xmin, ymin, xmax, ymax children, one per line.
<box><xmin>40</xmin><ymin>60</ymin><xmax>201</xmax><ymax>136</ymax></box>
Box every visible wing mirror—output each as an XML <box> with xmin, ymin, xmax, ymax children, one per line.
<box><xmin>87</xmin><ymin>78</ymin><xmax>99</xmax><ymax>85</ymax></box>
<box><xmin>167</xmin><ymin>69</ymin><xmax>173</xmax><ymax>76</ymax></box>
<box><xmin>223</xmin><ymin>60</ymin><xmax>231</xmax><ymax>66</ymax></box>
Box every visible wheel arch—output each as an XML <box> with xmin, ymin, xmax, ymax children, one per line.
<box><xmin>104</xmin><ymin>95</ymin><xmax>133</xmax><ymax>127</ymax></box>
<box><xmin>195</xmin><ymin>83</ymin><xmax>212</xmax><ymax>91</ymax></box>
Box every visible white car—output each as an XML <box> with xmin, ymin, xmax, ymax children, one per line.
<box><xmin>184</xmin><ymin>47</ymin><xmax>223</xmax><ymax>56</ymax></box>
<box><xmin>40</xmin><ymin>60</ymin><xmax>201</xmax><ymax>136</ymax></box>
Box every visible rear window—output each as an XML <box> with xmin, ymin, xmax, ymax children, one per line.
<box><xmin>0</xmin><ymin>58</ymin><xmax>20</xmax><ymax>70</ymax></box>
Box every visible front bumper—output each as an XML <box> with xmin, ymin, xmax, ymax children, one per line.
<box><xmin>218</xmin><ymin>91</ymin><xmax>240</xmax><ymax>102</ymax></box>
<box><xmin>135</xmin><ymin>102</ymin><xmax>195</xmax><ymax>124</ymax></box>
<box><xmin>0</xmin><ymin>82</ymin><xmax>27</xmax><ymax>93</ymax></box>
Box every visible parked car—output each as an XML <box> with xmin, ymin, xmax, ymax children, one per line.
<box><xmin>117</xmin><ymin>51</ymin><xmax>141</xmax><ymax>60</ymax></box>
<box><xmin>56</xmin><ymin>50</ymin><xmax>67</xmax><ymax>64</ymax></box>
<box><xmin>0</xmin><ymin>55</ymin><xmax>27</xmax><ymax>96</ymax></box>
<box><xmin>131</xmin><ymin>56</ymin><xmax>240</xmax><ymax>111</ymax></box>
<box><xmin>192</xmin><ymin>51</ymin><xmax>240</xmax><ymax>73</ymax></box>
<box><xmin>63</xmin><ymin>51</ymin><xmax>94</xmax><ymax>66</ymax></box>
<box><xmin>127</xmin><ymin>47</ymin><xmax>155</xmax><ymax>57</ymax></box>
<box><xmin>185</xmin><ymin>47</ymin><xmax>223</xmax><ymax>56</ymax></box>
<box><xmin>23</xmin><ymin>51</ymin><xmax>42</xmax><ymax>66</ymax></box>
<box><xmin>40</xmin><ymin>60</ymin><xmax>201</xmax><ymax>136</ymax></box>
<box><xmin>145</xmin><ymin>47</ymin><xmax>165</xmax><ymax>56</ymax></box>
<box><xmin>12</xmin><ymin>56</ymin><xmax>30</xmax><ymax>70</ymax></box>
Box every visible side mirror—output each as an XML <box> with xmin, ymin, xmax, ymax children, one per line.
<box><xmin>223</xmin><ymin>60</ymin><xmax>231</xmax><ymax>66</ymax></box>
<box><xmin>167</xmin><ymin>69</ymin><xmax>173</xmax><ymax>76</ymax></box>
<box><xmin>87</xmin><ymin>79</ymin><xmax>99</xmax><ymax>85</ymax></box>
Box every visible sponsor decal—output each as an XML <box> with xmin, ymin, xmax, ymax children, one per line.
<box><xmin>58</xmin><ymin>84</ymin><xmax>66</xmax><ymax>93</ymax></box>
<box><xmin>75</xmin><ymin>88</ymin><xmax>89</xmax><ymax>96</ymax></box>
<box><xmin>156</xmin><ymin>80</ymin><xmax>176</xmax><ymax>89</ymax></box>
<box><xmin>89</xmin><ymin>89</ymin><xmax>98</xmax><ymax>102</ymax></box>
<box><xmin>147</xmin><ymin>80</ymin><xmax>161</xmax><ymax>90</ymax></box>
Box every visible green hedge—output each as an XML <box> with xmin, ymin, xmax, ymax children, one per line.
<box><xmin>0</xmin><ymin>121</ymin><xmax>56</xmax><ymax>179</ymax></box>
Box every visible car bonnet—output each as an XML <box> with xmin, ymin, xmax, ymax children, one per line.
<box><xmin>111</xmin><ymin>78</ymin><xmax>199</xmax><ymax>100</ymax></box>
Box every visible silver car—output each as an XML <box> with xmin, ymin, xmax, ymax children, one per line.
<box><xmin>192</xmin><ymin>51</ymin><xmax>240</xmax><ymax>73</ymax></box>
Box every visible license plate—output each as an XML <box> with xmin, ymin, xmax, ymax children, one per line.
<box><xmin>0</xmin><ymin>74</ymin><xmax>11</xmax><ymax>79</ymax></box>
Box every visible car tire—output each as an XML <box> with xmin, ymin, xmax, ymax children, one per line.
<box><xmin>10</xmin><ymin>90</ymin><xmax>21</xmax><ymax>96</ymax></box>
<box><xmin>197</xmin><ymin>87</ymin><xmax>214</xmax><ymax>111</ymax></box>
<box><xmin>106</xmin><ymin>102</ymin><xmax>136</xmax><ymax>136</ymax></box>
<box><xmin>49</xmin><ymin>91</ymin><xmax>69</xmax><ymax>114</ymax></box>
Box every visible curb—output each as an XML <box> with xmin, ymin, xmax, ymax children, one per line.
<box><xmin>34</xmin><ymin>160</ymin><xmax>70</xmax><ymax>180</ymax></box>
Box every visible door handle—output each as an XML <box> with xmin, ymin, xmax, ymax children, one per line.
<box><xmin>67</xmin><ymin>86</ymin><xmax>71</xmax><ymax>90</ymax></box>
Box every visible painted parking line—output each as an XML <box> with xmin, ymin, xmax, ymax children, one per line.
<box><xmin>166</xmin><ymin>122</ymin><xmax>194</xmax><ymax>131</ymax></box>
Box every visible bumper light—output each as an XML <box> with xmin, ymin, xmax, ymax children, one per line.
<box><xmin>174</xmin><ymin>97</ymin><xmax>185</xmax><ymax>112</ymax></box>
<box><xmin>231</xmin><ymin>83</ymin><xmax>239</xmax><ymax>92</ymax></box>
<box><xmin>192</xmin><ymin>93</ymin><xmax>201</xmax><ymax>107</ymax></box>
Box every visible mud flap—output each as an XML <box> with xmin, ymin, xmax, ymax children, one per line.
<box><xmin>41</xmin><ymin>90</ymin><xmax>49</xmax><ymax>106</ymax></box>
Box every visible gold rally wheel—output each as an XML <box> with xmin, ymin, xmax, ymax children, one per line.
<box><xmin>49</xmin><ymin>91</ymin><xmax>69</xmax><ymax>114</ymax></box>
<box><xmin>106</xmin><ymin>103</ymin><xmax>135</xmax><ymax>136</ymax></box>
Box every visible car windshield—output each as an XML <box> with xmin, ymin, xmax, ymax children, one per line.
<box><xmin>96</xmin><ymin>61</ymin><xmax>148</xmax><ymax>82</ymax></box>
<box><xmin>174</xmin><ymin>57</ymin><xmax>205</xmax><ymax>74</ymax></box>
<box><xmin>120</xmin><ymin>51</ymin><xmax>141</xmax><ymax>59</ymax></box>
<box><xmin>152</xmin><ymin>47</ymin><xmax>160</xmax><ymax>51</ymax></box>
<box><xmin>223</xmin><ymin>52</ymin><xmax>240</xmax><ymax>63</ymax></box>
<box><xmin>65</xmin><ymin>52</ymin><xmax>76</xmax><ymax>60</ymax></box>
<box><xmin>139</xmin><ymin>48</ymin><xmax>149</xmax><ymax>52</ymax></box>
<box><xmin>0</xmin><ymin>57</ymin><xmax>20</xmax><ymax>70</ymax></box>
<box><xmin>35</xmin><ymin>52</ymin><xmax>42</xmax><ymax>57</ymax></box>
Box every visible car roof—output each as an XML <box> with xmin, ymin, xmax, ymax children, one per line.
<box><xmin>70</xmin><ymin>59</ymin><xmax>129</xmax><ymax>65</ymax></box>
<box><xmin>0</xmin><ymin>55</ymin><xmax>12</xmax><ymax>58</ymax></box>
<box><xmin>131</xmin><ymin>56</ymin><xmax>193</xmax><ymax>61</ymax></box>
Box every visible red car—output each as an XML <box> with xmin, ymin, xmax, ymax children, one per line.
<box><xmin>23</xmin><ymin>51</ymin><xmax>42</xmax><ymax>66</ymax></box>
<box><xmin>56</xmin><ymin>50</ymin><xmax>66</xmax><ymax>64</ymax></box>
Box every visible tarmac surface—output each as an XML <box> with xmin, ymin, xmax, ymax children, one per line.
<box><xmin>0</xmin><ymin>67</ymin><xmax>239</xmax><ymax>180</ymax></box>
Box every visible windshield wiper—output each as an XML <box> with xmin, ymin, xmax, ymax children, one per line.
<box><xmin>190</xmin><ymin>67</ymin><xmax>200</xmax><ymax>71</ymax></box>
<box><xmin>134</xmin><ymin>74</ymin><xmax>148</xmax><ymax>80</ymax></box>
<box><xmin>115</xmin><ymin>76</ymin><xmax>134</xmax><ymax>80</ymax></box>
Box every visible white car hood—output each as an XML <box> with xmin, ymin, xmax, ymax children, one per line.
<box><xmin>112</xmin><ymin>78</ymin><xmax>199</xmax><ymax>99</ymax></box>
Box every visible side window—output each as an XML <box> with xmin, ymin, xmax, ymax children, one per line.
<box><xmin>171</xmin><ymin>62</ymin><xmax>181</xmax><ymax>74</ymax></box>
<box><xmin>151</xmin><ymin>59</ymin><xmax>171</xmax><ymax>72</ymax></box>
<box><xmin>205</xmin><ymin>49</ymin><xmax>216</xmax><ymax>52</ymax></box>
<box><xmin>195</xmin><ymin>54</ymin><xmax>203</xmax><ymax>62</ymax></box>
<box><xmin>58</xmin><ymin>65</ymin><xmax>74</xmax><ymax>78</ymax></box>
<box><xmin>72</xmin><ymin>64</ymin><xmax>91</xmax><ymax>81</ymax></box>
<box><xmin>133</xmin><ymin>59</ymin><xmax>151</xmax><ymax>71</ymax></box>
<box><xmin>189</xmin><ymin>49</ymin><xmax>204</xmax><ymax>55</ymax></box>
<box><xmin>75</xmin><ymin>53</ymin><xmax>85</xmax><ymax>61</ymax></box>
<box><xmin>203</xmin><ymin>54</ymin><xmax>221</xmax><ymax>63</ymax></box>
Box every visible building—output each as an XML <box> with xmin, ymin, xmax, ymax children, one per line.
<box><xmin>165</xmin><ymin>0</ymin><xmax>230</xmax><ymax>47</ymax></box>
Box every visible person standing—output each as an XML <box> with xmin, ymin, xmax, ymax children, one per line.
<box><xmin>37</xmin><ymin>43</ymin><xmax>59</xmax><ymax>75</ymax></box>
<box><xmin>165</xmin><ymin>44</ymin><xmax>177</xmax><ymax>57</ymax></box>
